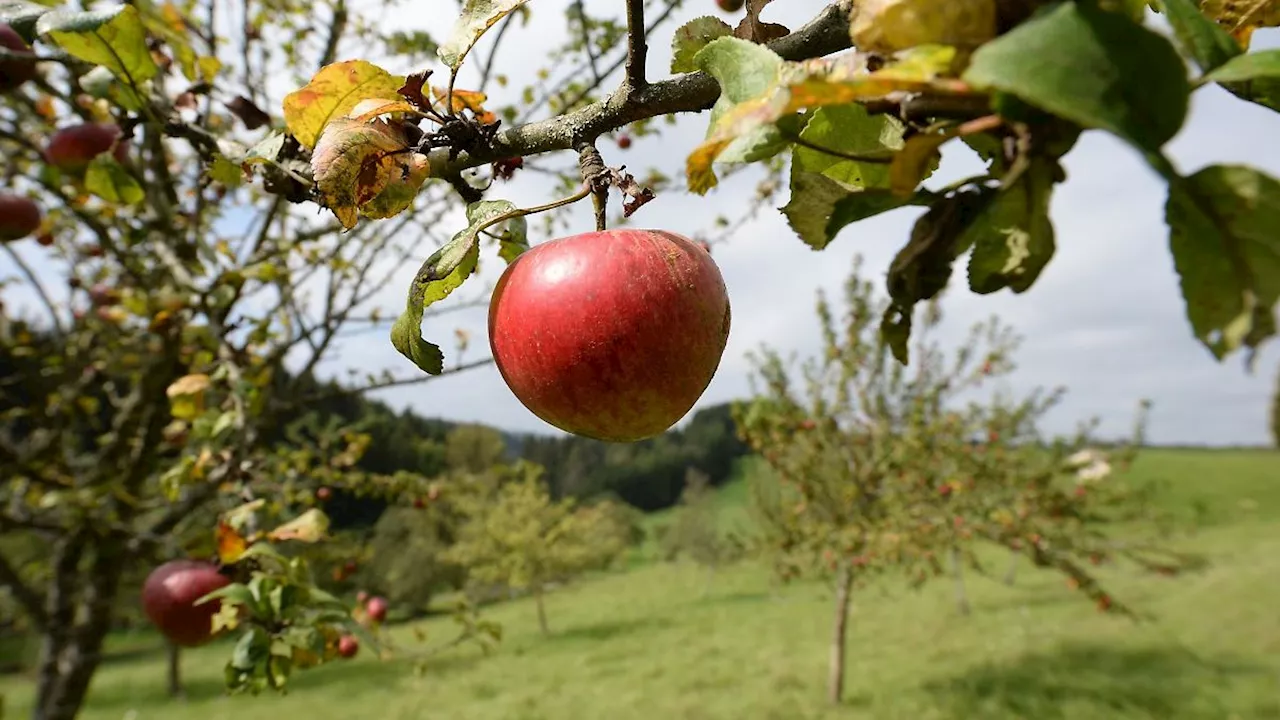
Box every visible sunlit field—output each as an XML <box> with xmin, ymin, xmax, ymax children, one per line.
<box><xmin>3</xmin><ymin>448</ymin><xmax>1278</xmax><ymax>720</ymax></box>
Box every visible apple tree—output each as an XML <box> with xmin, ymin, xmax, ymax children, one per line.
<box><xmin>442</xmin><ymin>461</ymin><xmax>632</xmax><ymax>635</ymax></box>
<box><xmin>659</xmin><ymin>467</ymin><xmax>748</xmax><ymax>591</ymax></box>
<box><xmin>734</xmin><ymin>255</ymin><xmax>1203</xmax><ymax>704</ymax></box>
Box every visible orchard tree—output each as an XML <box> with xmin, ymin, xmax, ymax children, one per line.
<box><xmin>443</xmin><ymin>461</ymin><xmax>631</xmax><ymax>635</ymax></box>
<box><xmin>2</xmin><ymin>0</ymin><xmax>1278</xmax><ymax>714</ymax></box>
<box><xmin>735</xmin><ymin>256</ymin><xmax>1201</xmax><ymax>704</ymax></box>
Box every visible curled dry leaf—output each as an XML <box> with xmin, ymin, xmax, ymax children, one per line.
<box><xmin>311</xmin><ymin>116</ymin><xmax>430</xmax><ymax>229</ymax></box>
<box><xmin>225</xmin><ymin>95</ymin><xmax>272</xmax><ymax>130</ymax></box>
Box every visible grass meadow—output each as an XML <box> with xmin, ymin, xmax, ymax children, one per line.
<box><xmin>3</xmin><ymin>447</ymin><xmax>1278</xmax><ymax>720</ymax></box>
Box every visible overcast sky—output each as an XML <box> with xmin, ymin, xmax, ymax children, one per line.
<box><xmin>5</xmin><ymin>2</ymin><xmax>1279</xmax><ymax>446</ymax></box>
<box><xmin>315</xmin><ymin>2</ymin><xmax>1279</xmax><ymax>447</ymax></box>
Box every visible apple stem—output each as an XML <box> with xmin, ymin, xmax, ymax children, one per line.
<box><xmin>576</xmin><ymin>143</ymin><xmax>610</xmax><ymax>232</ymax></box>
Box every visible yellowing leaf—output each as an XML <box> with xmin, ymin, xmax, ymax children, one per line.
<box><xmin>431</xmin><ymin>86</ymin><xmax>497</xmax><ymax>124</ymax></box>
<box><xmin>166</xmin><ymin>373</ymin><xmax>211</xmax><ymax>420</ymax></box>
<box><xmin>267</xmin><ymin>508</ymin><xmax>331</xmax><ymax>543</ymax></box>
<box><xmin>438</xmin><ymin>0</ymin><xmax>531</xmax><ymax>71</ymax></box>
<box><xmin>215</xmin><ymin>520</ymin><xmax>249</xmax><ymax>565</ymax></box>
<box><xmin>851</xmin><ymin>0</ymin><xmax>997</xmax><ymax>56</ymax></box>
<box><xmin>889</xmin><ymin>133</ymin><xmax>949</xmax><ymax>196</ymax></box>
<box><xmin>310</xmin><ymin>116</ymin><xmax>420</xmax><ymax>230</ymax></box>
<box><xmin>1199</xmin><ymin>0</ymin><xmax>1280</xmax><ymax>47</ymax></box>
<box><xmin>687</xmin><ymin>45</ymin><xmax>966</xmax><ymax>193</ymax></box>
<box><xmin>36</xmin><ymin>4</ymin><xmax>160</xmax><ymax>85</ymax></box>
<box><xmin>282</xmin><ymin>60</ymin><xmax>406</xmax><ymax>149</ymax></box>
<box><xmin>360</xmin><ymin>153</ymin><xmax>431</xmax><ymax>220</ymax></box>
<box><xmin>348</xmin><ymin>98</ymin><xmax>420</xmax><ymax>122</ymax></box>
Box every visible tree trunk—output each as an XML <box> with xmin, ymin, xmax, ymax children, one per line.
<box><xmin>826</xmin><ymin>564</ymin><xmax>854</xmax><ymax>705</ymax></box>
<box><xmin>533</xmin><ymin>584</ymin><xmax>549</xmax><ymax>636</ymax></box>
<box><xmin>950</xmin><ymin>546</ymin><xmax>971</xmax><ymax>616</ymax></box>
<box><xmin>166</xmin><ymin>641</ymin><xmax>185</xmax><ymax>700</ymax></box>
<box><xmin>34</xmin><ymin>538</ymin><xmax>126</xmax><ymax>720</ymax></box>
<box><xmin>1003</xmin><ymin>548</ymin><xmax>1019</xmax><ymax>586</ymax></box>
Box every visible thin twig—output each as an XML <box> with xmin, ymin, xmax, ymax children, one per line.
<box><xmin>623</xmin><ymin>0</ymin><xmax>648</xmax><ymax>89</ymax></box>
<box><xmin>1</xmin><ymin>243</ymin><xmax>66</xmax><ymax>337</ymax></box>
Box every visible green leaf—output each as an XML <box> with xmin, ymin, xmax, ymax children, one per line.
<box><xmin>36</xmin><ymin>4</ymin><xmax>159</xmax><ymax>85</ymax></box>
<box><xmin>1205</xmin><ymin>49</ymin><xmax>1280</xmax><ymax>112</ymax></box>
<box><xmin>963</xmin><ymin>1</ymin><xmax>1191</xmax><ymax>153</ymax></box>
<box><xmin>966</xmin><ymin>156</ymin><xmax>1060</xmax><ymax>294</ymax></box>
<box><xmin>207</xmin><ymin>154</ymin><xmax>244</xmax><ymax>188</ymax></box>
<box><xmin>793</xmin><ymin>105</ymin><xmax>904</xmax><ymax>189</ymax></box>
<box><xmin>882</xmin><ymin>189</ymin><xmax>996</xmax><ymax>363</ymax></box>
<box><xmin>197</xmin><ymin>582</ymin><xmax>254</xmax><ymax>608</ymax></box>
<box><xmin>84</xmin><ymin>155</ymin><xmax>143</xmax><ymax>206</ymax></box>
<box><xmin>1157</xmin><ymin>0</ymin><xmax>1242</xmax><ymax>73</ymax></box>
<box><xmin>242</xmin><ymin>132</ymin><xmax>286</xmax><ymax>167</ymax></box>
<box><xmin>1202</xmin><ymin>50</ymin><xmax>1280</xmax><ymax>84</ymax></box>
<box><xmin>0</xmin><ymin>0</ymin><xmax>53</xmax><ymax>38</ymax></box>
<box><xmin>392</xmin><ymin>200</ymin><xmax>513</xmax><ymax>374</ymax></box>
<box><xmin>671</xmin><ymin>16</ymin><xmax>734</xmax><ymax>74</ymax></box>
<box><xmin>687</xmin><ymin>36</ymin><xmax>785</xmax><ymax>193</ymax></box>
<box><xmin>438</xmin><ymin>0</ymin><xmax>531</xmax><ymax>71</ymax></box>
<box><xmin>782</xmin><ymin>169</ymin><xmax>924</xmax><ymax>250</ymax></box>
<box><xmin>231</xmin><ymin>627</ymin><xmax>269</xmax><ymax>671</ymax></box>
<box><xmin>1165</xmin><ymin>164</ymin><xmax>1280</xmax><ymax>359</ymax></box>
<box><xmin>78</xmin><ymin>65</ymin><xmax>146</xmax><ymax>111</ymax></box>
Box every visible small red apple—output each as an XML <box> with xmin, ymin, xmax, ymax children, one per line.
<box><xmin>88</xmin><ymin>283</ymin><xmax>118</xmax><ymax>306</ymax></box>
<box><xmin>337</xmin><ymin>634</ymin><xmax>359</xmax><ymax>659</ymax></box>
<box><xmin>44</xmin><ymin>123</ymin><xmax>129</xmax><ymax>173</ymax></box>
<box><xmin>1074</xmin><ymin>486</ymin><xmax>1087</xmax><ymax>498</ymax></box>
<box><xmin>798</xmin><ymin>419</ymin><xmax>817</xmax><ymax>431</ymax></box>
<box><xmin>716</xmin><ymin>0</ymin><xmax>745</xmax><ymax>12</ymax></box>
<box><xmin>82</xmin><ymin>244</ymin><xmax>104</xmax><ymax>258</ymax></box>
<box><xmin>412</xmin><ymin>497</ymin><xmax>426</xmax><ymax>509</ymax></box>
<box><xmin>0</xmin><ymin>193</ymin><xmax>40</xmax><ymax>242</ymax></box>
<box><xmin>365</xmin><ymin>596</ymin><xmax>388</xmax><ymax>623</ymax></box>
<box><xmin>343</xmin><ymin>559</ymin><xmax>358</xmax><ymax>574</ymax></box>
<box><xmin>36</xmin><ymin>232</ymin><xmax>54</xmax><ymax>246</ymax></box>
<box><xmin>938</xmin><ymin>485</ymin><xmax>952</xmax><ymax>497</ymax></box>
<box><xmin>0</xmin><ymin>24</ymin><xmax>36</xmax><ymax>93</ymax></box>
<box><xmin>316</xmin><ymin>486</ymin><xmax>332</xmax><ymax>502</ymax></box>
<box><xmin>488</xmin><ymin>228</ymin><xmax>730</xmax><ymax>442</ymax></box>
<box><xmin>616</xmin><ymin>134</ymin><xmax>632</xmax><ymax>149</ymax></box>
<box><xmin>141</xmin><ymin>559</ymin><xmax>231</xmax><ymax>647</ymax></box>
<box><xmin>988</xmin><ymin>430</ymin><xmax>999</xmax><ymax>443</ymax></box>
<box><xmin>1096</xmin><ymin>594</ymin><xmax>1112</xmax><ymax>612</ymax></box>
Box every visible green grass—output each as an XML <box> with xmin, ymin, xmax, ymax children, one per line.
<box><xmin>4</xmin><ymin>448</ymin><xmax>1279</xmax><ymax>720</ymax></box>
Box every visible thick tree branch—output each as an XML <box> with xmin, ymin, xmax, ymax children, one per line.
<box><xmin>623</xmin><ymin>0</ymin><xmax>647</xmax><ymax>88</ymax></box>
<box><xmin>430</xmin><ymin>2</ymin><xmax>857</xmax><ymax>175</ymax></box>
<box><xmin>0</xmin><ymin>550</ymin><xmax>46</xmax><ymax>628</ymax></box>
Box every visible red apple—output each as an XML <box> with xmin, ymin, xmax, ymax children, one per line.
<box><xmin>343</xmin><ymin>559</ymin><xmax>358</xmax><ymax>574</ymax></box>
<box><xmin>0</xmin><ymin>193</ymin><xmax>40</xmax><ymax>241</ymax></box>
<box><xmin>488</xmin><ymin>228</ymin><xmax>731</xmax><ymax>442</ymax></box>
<box><xmin>1096</xmin><ymin>594</ymin><xmax>1112</xmax><ymax>612</ymax></box>
<box><xmin>36</xmin><ymin>232</ymin><xmax>54</xmax><ymax>246</ymax></box>
<box><xmin>141</xmin><ymin>559</ymin><xmax>231</xmax><ymax>647</ymax></box>
<box><xmin>316</xmin><ymin>486</ymin><xmax>332</xmax><ymax>502</ymax></box>
<box><xmin>88</xmin><ymin>283</ymin><xmax>119</xmax><ymax>306</ymax></box>
<box><xmin>716</xmin><ymin>0</ymin><xmax>745</xmax><ymax>11</ymax></box>
<box><xmin>798</xmin><ymin>419</ymin><xmax>817</xmax><ymax>431</ymax></box>
<box><xmin>616</xmin><ymin>134</ymin><xmax>632</xmax><ymax>149</ymax></box>
<box><xmin>44</xmin><ymin>123</ymin><xmax>129</xmax><ymax>173</ymax></box>
<box><xmin>0</xmin><ymin>24</ymin><xmax>36</xmax><ymax>93</ymax></box>
<box><xmin>412</xmin><ymin>497</ymin><xmax>426</xmax><ymax>509</ymax></box>
<box><xmin>337</xmin><ymin>634</ymin><xmax>359</xmax><ymax>659</ymax></box>
<box><xmin>365</xmin><ymin>596</ymin><xmax>388</xmax><ymax>623</ymax></box>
